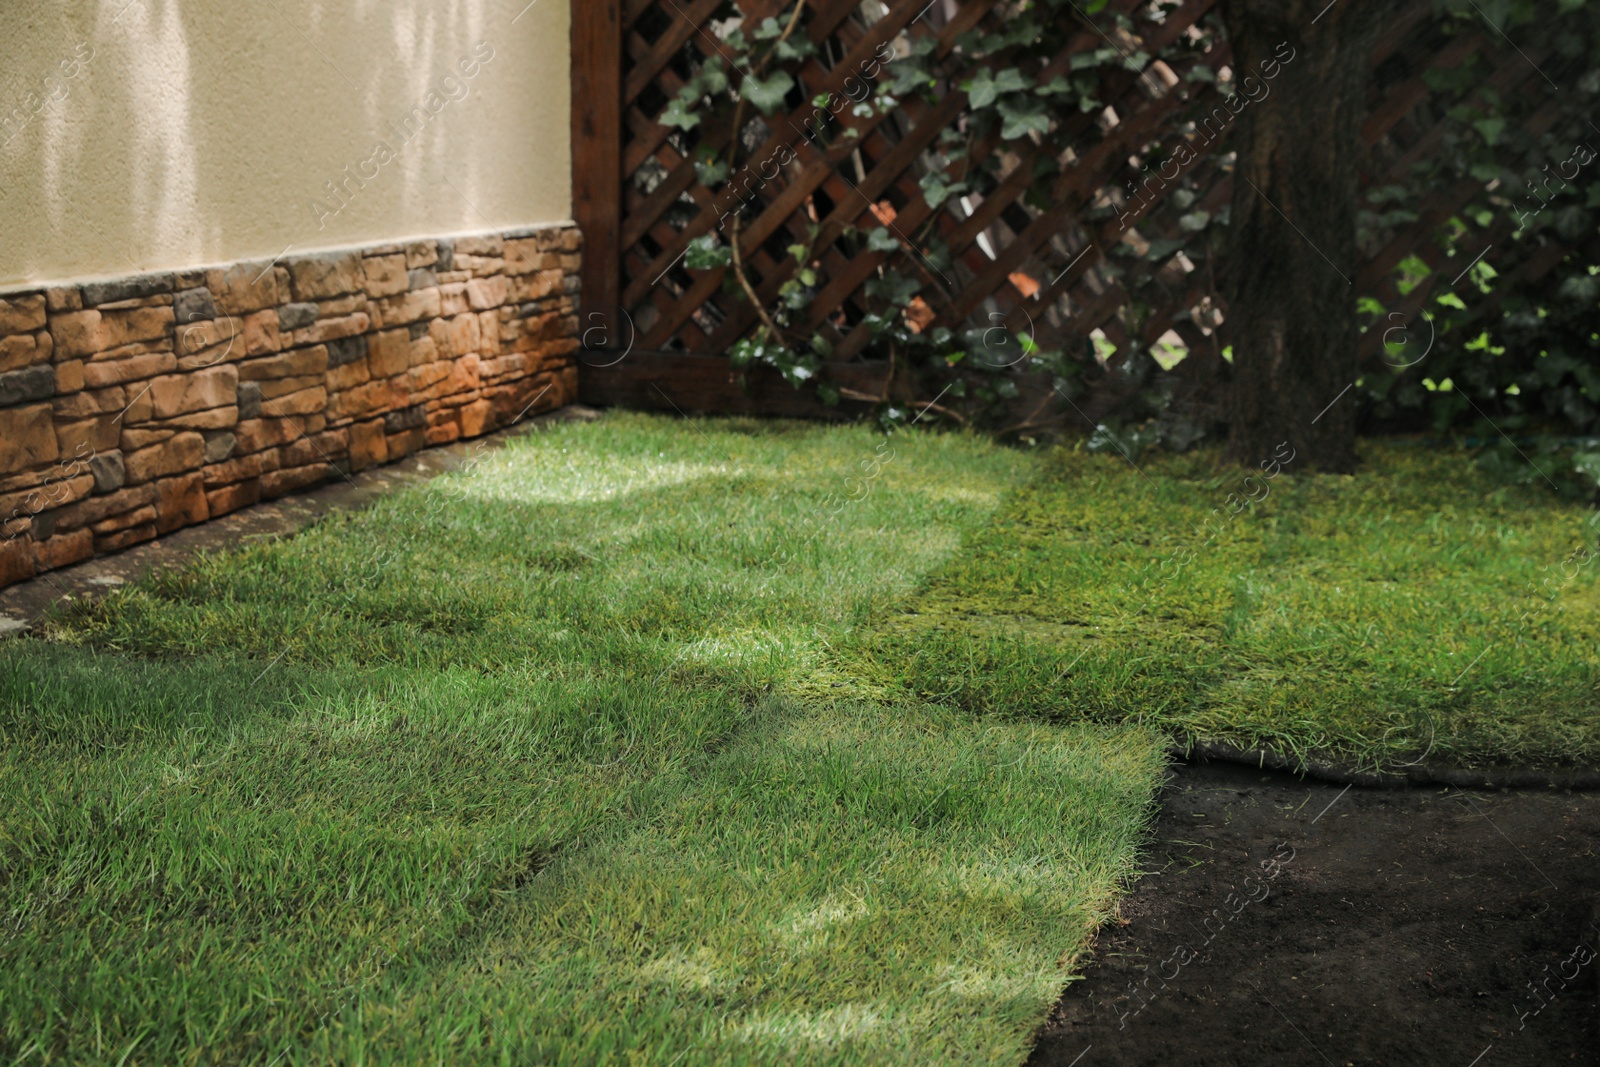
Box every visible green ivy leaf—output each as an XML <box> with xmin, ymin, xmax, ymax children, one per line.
<box><xmin>889</xmin><ymin>61</ymin><xmax>936</xmax><ymax>96</ymax></box>
<box><xmin>994</xmin><ymin>68</ymin><xmax>1029</xmax><ymax>93</ymax></box>
<box><xmin>867</xmin><ymin>227</ymin><xmax>900</xmax><ymax>253</ymax></box>
<box><xmin>775</xmin><ymin>36</ymin><xmax>816</xmax><ymax>61</ymax></box>
<box><xmin>865</xmin><ymin>271</ymin><xmax>922</xmax><ymax>308</ymax></box>
<box><xmin>694</xmin><ymin>156</ymin><xmax>729</xmax><ymax>185</ymax></box>
<box><xmin>1395</xmin><ymin>254</ymin><xmax>1432</xmax><ymax>296</ymax></box>
<box><xmin>729</xmin><ymin>337</ymin><xmax>771</xmax><ymax>367</ymax></box>
<box><xmin>1558</xmin><ymin>273</ymin><xmax>1600</xmax><ymax>302</ymax></box>
<box><xmin>1071</xmin><ymin>48</ymin><xmax>1122</xmax><ymax>72</ymax></box>
<box><xmin>998</xmin><ymin>97</ymin><xmax>1051</xmax><ymax>140</ymax></box>
<box><xmin>1143</xmin><ymin>238</ymin><xmax>1185</xmax><ymax>262</ymax></box>
<box><xmin>784</xmin><ymin>362</ymin><xmax>816</xmax><ymax>385</ymax></box>
<box><xmin>964</xmin><ymin>68</ymin><xmax>1028</xmax><ymax>109</ymax></box>
<box><xmin>741</xmin><ymin>71</ymin><xmax>795</xmax><ymax>115</ymax></box>
<box><xmin>779</xmin><ymin>278</ymin><xmax>811</xmax><ymax>309</ymax></box>
<box><xmin>660</xmin><ymin>97</ymin><xmax>701</xmax><ymax>130</ymax></box>
<box><xmin>964</xmin><ymin>70</ymin><xmax>999</xmax><ymax>109</ymax></box>
<box><xmin>1555</xmin><ymin>205</ymin><xmax>1590</xmax><ymax>240</ymax></box>
<box><xmin>685</xmin><ymin>234</ymin><xmax>732</xmax><ymax>270</ymax></box>
<box><xmin>920</xmin><ymin>172</ymin><xmax>967</xmax><ymax>210</ymax></box>
<box><xmin>861</xmin><ymin>312</ymin><xmax>894</xmax><ymax>335</ymax></box>
<box><xmin>960</xmin><ymin>67</ymin><xmax>1024</xmax><ymax>108</ymax></box>
<box><xmin>699</xmin><ymin>59</ymin><xmax>729</xmax><ymax>96</ymax></box>
<box><xmin>1474</xmin><ymin>116</ymin><xmax>1506</xmax><ymax>146</ymax></box>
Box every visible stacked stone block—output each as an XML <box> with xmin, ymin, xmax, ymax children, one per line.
<box><xmin>0</xmin><ymin>223</ymin><xmax>581</xmax><ymax>590</ymax></box>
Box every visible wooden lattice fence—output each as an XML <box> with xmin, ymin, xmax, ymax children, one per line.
<box><xmin>572</xmin><ymin>0</ymin><xmax>1577</xmax><ymax>425</ymax></box>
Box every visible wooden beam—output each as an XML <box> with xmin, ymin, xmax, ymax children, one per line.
<box><xmin>572</xmin><ymin>0</ymin><xmax>624</xmax><ymax>349</ymax></box>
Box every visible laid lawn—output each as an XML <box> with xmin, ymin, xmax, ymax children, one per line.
<box><xmin>5</xmin><ymin>414</ymin><xmax>1591</xmax><ymax>1065</ymax></box>
<box><xmin>0</xmin><ymin>413</ymin><xmax>1162</xmax><ymax>1065</ymax></box>
<box><xmin>861</xmin><ymin>442</ymin><xmax>1600</xmax><ymax>769</ymax></box>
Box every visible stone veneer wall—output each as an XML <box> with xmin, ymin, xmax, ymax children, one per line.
<box><xmin>0</xmin><ymin>223</ymin><xmax>581</xmax><ymax>591</ymax></box>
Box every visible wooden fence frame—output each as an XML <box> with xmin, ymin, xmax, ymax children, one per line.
<box><xmin>570</xmin><ymin>0</ymin><xmax>1575</xmax><ymax>422</ymax></box>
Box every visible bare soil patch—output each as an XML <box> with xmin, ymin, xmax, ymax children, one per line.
<box><xmin>1029</xmin><ymin>760</ymin><xmax>1599</xmax><ymax>1067</ymax></box>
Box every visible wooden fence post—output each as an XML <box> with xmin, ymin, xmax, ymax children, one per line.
<box><xmin>571</xmin><ymin>0</ymin><xmax>623</xmax><ymax>353</ymax></box>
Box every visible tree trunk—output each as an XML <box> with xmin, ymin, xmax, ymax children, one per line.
<box><xmin>1217</xmin><ymin>0</ymin><xmax>1383</xmax><ymax>473</ymax></box>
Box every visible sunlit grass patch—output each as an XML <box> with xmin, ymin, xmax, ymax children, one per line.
<box><xmin>0</xmin><ymin>413</ymin><xmax>1164</xmax><ymax>1065</ymax></box>
<box><xmin>445</xmin><ymin>702</ymin><xmax>1162</xmax><ymax>1066</ymax></box>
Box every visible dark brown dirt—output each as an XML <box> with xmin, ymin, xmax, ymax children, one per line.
<box><xmin>1029</xmin><ymin>760</ymin><xmax>1600</xmax><ymax>1067</ymax></box>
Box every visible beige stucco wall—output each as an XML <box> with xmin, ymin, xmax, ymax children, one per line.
<box><xmin>0</xmin><ymin>0</ymin><xmax>571</xmax><ymax>290</ymax></box>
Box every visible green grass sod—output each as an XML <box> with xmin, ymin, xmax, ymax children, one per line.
<box><xmin>0</xmin><ymin>413</ymin><xmax>1163</xmax><ymax>1065</ymax></box>
<box><xmin>860</xmin><ymin>441</ymin><xmax>1600</xmax><ymax>769</ymax></box>
<box><xmin>7</xmin><ymin>413</ymin><xmax>1589</xmax><ymax>1064</ymax></box>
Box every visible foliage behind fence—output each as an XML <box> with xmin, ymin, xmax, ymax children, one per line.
<box><xmin>575</xmin><ymin>0</ymin><xmax>1600</xmax><ymax>453</ymax></box>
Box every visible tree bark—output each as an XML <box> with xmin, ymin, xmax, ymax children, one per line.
<box><xmin>1217</xmin><ymin>0</ymin><xmax>1383</xmax><ymax>472</ymax></box>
